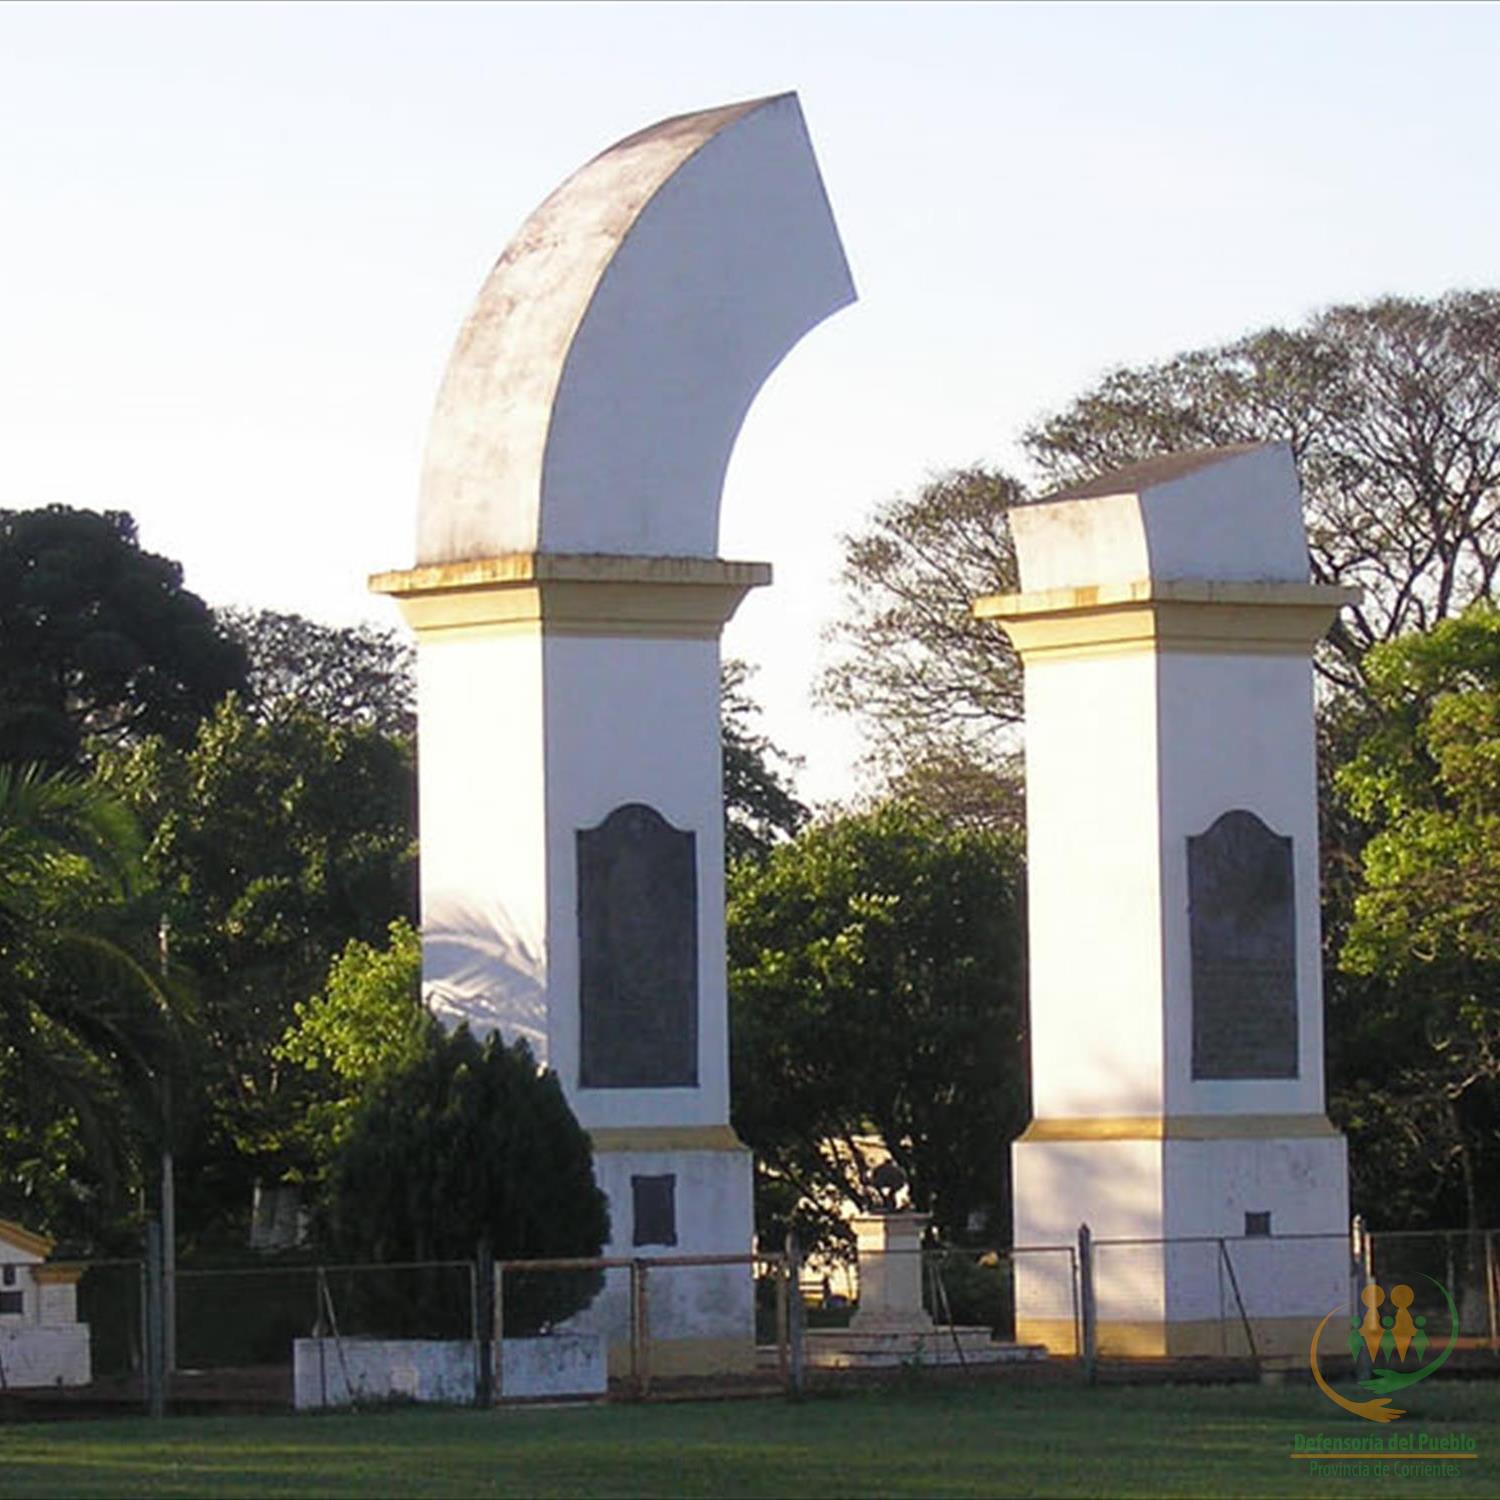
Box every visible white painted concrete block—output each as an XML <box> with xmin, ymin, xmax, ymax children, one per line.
<box><xmin>0</xmin><ymin>1324</ymin><xmax>91</xmax><ymax>1388</ymax></box>
<box><xmin>293</xmin><ymin>1335</ymin><xmax>606</xmax><ymax>1409</ymax></box>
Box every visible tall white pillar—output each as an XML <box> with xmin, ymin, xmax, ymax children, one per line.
<box><xmin>373</xmin><ymin>94</ymin><xmax>855</xmax><ymax>1376</ymax></box>
<box><xmin>975</xmin><ymin>444</ymin><xmax>1356</xmax><ymax>1358</ymax></box>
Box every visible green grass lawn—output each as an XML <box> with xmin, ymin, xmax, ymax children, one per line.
<box><xmin>1</xmin><ymin>1380</ymin><xmax>1495</xmax><ymax>1498</ymax></box>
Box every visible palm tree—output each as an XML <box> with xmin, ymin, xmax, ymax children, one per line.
<box><xmin>0</xmin><ymin>764</ymin><xmax>183</xmax><ymax>1221</ymax></box>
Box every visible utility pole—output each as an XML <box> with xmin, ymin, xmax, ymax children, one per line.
<box><xmin>159</xmin><ymin>915</ymin><xmax>176</xmax><ymax>1377</ymax></box>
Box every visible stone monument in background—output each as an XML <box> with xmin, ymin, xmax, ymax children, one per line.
<box><xmin>976</xmin><ymin>444</ymin><xmax>1357</xmax><ymax>1358</ymax></box>
<box><xmin>372</xmin><ymin>94</ymin><xmax>854</xmax><ymax>1375</ymax></box>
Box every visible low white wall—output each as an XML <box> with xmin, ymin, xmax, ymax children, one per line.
<box><xmin>0</xmin><ymin>1324</ymin><xmax>91</xmax><ymax>1388</ymax></box>
<box><xmin>293</xmin><ymin>1334</ymin><xmax>605</xmax><ymax>1410</ymax></box>
<box><xmin>499</xmin><ymin>1335</ymin><xmax>605</xmax><ymax>1399</ymax></box>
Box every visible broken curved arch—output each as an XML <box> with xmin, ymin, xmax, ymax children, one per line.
<box><xmin>417</xmin><ymin>92</ymin><xmax>856</xmax><ymax>564</ymax></box>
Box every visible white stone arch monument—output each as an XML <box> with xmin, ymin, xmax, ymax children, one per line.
<box><xmin>373</xmin><ymin>94</ymin><xmax>854</xmax><ymax>1375</ymax></box>
<box><xmin>976</xmin><ymin>444</ymin><xmax>1357</xmax><ymax>1358</ymax></box>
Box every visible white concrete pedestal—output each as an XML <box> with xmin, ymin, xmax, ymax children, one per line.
<box><xmin>805</xmin><ymin>1213</ymin><xmax>1041</xmax><ymax>1369</ymax></box>
<box><xmin>849</xmin><ymin>1213</ymin><xmax>928</xmax><ymax>1333</ymax></box>
<box><xmin>976</xmin><ymin>445</ymin><xmax>1357</xmax><ymax>1360</ymax></box>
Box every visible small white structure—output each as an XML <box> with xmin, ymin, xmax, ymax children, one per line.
<box><xmin>0</xmin><ymin>1218</ymin><xmax>91</xmax><ymax>1387</ymax></box>
<box><xmin>805</xmin><ymin>1213</ymin><xmax>1039</xmax><ymax>1369</ymax></box>
<box><xmin>293</xmin><ymin>1334</ymin><xmax>605</xmax><ymax>1409</ymax></box>
<box><xmin>976</xmin><ymin>445</ymin><xmax>1356</xmax><ymax>1358</ymax></box>
<box><xmin>372</xmin><ymin>94</ymin><xmax>854</xmax><ymax>1378</ymax></box>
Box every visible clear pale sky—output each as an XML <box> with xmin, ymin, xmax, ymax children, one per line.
<box><xmin>4</xmin><ymin>2</ymin><xmax>1498</xmax><ymax>803</ymax></box>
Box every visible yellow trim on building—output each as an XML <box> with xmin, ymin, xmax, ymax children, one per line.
<box><xmin>604</xmin><ymin>1334</ymin><xmax>756</xmax><ymax>1380</ymax></box>
<box><xmin>30</xmin><ymin>1264</ymin><xmax>84</xmax><ymax>1285</ymax></box>
<box><xmin>973</xmin><ymin>579</ymin><xmax>1358</xmax><ymax>661</ymax></box>
<box><xmin>1018</xmin><ymin>1314</ymin><xmax>1325</xmax><ymax>1360</ymax></box>
<box><xmin>588</xmin><ymin>1124</ymin><xmax>747</xmax><ymax>1154</ymax></box>
<box><xmin>1019</xmin><ymin>1114</ymin><xmax>1340</xmax><ymax>1143</ymax></box>
<box><xmin>371</xmin><ymin>553</ymin><xmax>771</xmax><ymax>640</ymax></box>
<box><xmin>0</xmin><ymin>1219</ymin><xmax>55</xmax><ymax>1259</ymax></box>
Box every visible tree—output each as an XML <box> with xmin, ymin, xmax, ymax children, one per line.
<box><xmin>1333</xmin><ymin>606</ymin><xmax>1500</xmax><ymax>1231</ymax></box>
<box><xmin>276</xmin><ymin>919</ymin><xmax>433</xmax><ymax>1173</ymax></box>
<box><xmin>1024</xmin><ymin>292</ymin><xmax>1500</xmax><ymax>689</ymax></box>
<box><xmin>823</xmin><ymin>294</ymin><xmax>1500</xmax><ymax>791</ymax></box>
<box><xmin>100</xmin><ymin>695</ymin><xmax>416</xmax><ymax>1242</ymax></box>
<box><xmin>0</xmin><ymin>507</ymin><xmax>246</xmax><ymax>768</ymax></box>
<box><xmin>818</xmin><ymin>468</ymin><xmax>1024</xmax><ymax>795</ymax></box>
<box><xmin>0</xmin><ymin>765</ymin><xmax>182</xmax><ymax>1246</ymax></box>
<box><xmin>722</xmin><ymin>660</ymin><xmax>809</xmax><ymax>864</ymax></box>
<box><xmin>326</xmin><ymin>1026</ymin><xmax>610</xmax><ymax>1334</ymax></box>
<box><xmin>220</xmin><ymin>608</ymin><xmax>415</xmax><ymax>738</ymax></box>
<box><xmin>727</xmin><ymin>802</ymin><xmax>1027</xmax><ymax>1248</ymax></box>
<box><xmin>816</xmin><ymin>291</ymin><xmax>1500</xmax><ymax>1229</ymax></box>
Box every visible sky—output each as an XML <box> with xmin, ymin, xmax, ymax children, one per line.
<box><xmin>4</xmin><ymin>1</ymin><xmax>1499</xmax><ymax>804</ymax></box>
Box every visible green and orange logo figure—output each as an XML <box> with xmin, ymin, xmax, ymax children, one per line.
<box><xmin>1310</xmin><ymin>1278</ymin><xmax>1459</xmax><ymax>1422</ymax></box>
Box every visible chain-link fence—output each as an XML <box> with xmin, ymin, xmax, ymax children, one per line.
<box><xmin>5</xmin><ymin>1221</ymin><xmax>1496</xmax><ymax>1418</ymax></box>
<box><xmin>493</xmin><ymin>1250</ymin><xmax>785</xmax><ymax>1398</ymax></box>
<box><xmin>1362</xmin><ymin>1228</ymin><xmax>1499</xmax><ymax>1350</ymax></box>
<box><xmin>1079</xmin><ymin>1231</ymin><xmax>1354</xmax><ymax>1362</ymax></box>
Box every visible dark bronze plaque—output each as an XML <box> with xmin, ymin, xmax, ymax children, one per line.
<box><xmin>577</xmin><ymin>802</ymin><xmax>698</xmax><ymax>1088</ymax></box>
<box><xmin>632</xmin><ymin>1174</ymin><xmax>678</xmax><ymax>1247</ymax></box>
<box><xmin>1188</xmin><ymin>809</ymin><xmax>1298</xmax><ymax>1079</ymax></box>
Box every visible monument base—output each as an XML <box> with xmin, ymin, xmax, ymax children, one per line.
<box><xmin>805</xmin><ymin>1326</ymin><xmax>1045</xmax><ymax>1369</ymax></box>
<box><xmin>1013</xmin><ymin>1127</ymin><xmax>1351</xmax><ymax>1361</ymax></box>
<box><xmin>566</xmin><ymin>1132</ymin><xmax>756</xmax><ymax>1380</ymax></box>
<box><xmin>1017</xmin><ymin>1314</ymin><xmax>1328</xmax><ymax>1360</ymax></box>
<box><xmin>606</xmin><ymin>1333</ymin><xmax>756</xmax><ymax>1379</ymax></box>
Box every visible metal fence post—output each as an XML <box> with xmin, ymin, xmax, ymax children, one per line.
<box><xmin>1486</xmin><ymin>1230</ymin><xmax>1498</xmax><ymax>1355</ymax></box>
<box><xmin>494</xmin><ymin>1261</ymin><xmax>505</xmax><ymax>1399</ymax></box>
<box><xmin>774</xmin><ymin>1252</ymin><xmax>789</xmax><ymax>1390</ymax></box>
<box><xmin>636</xmin><ymin>1260</ymin><xmax>652</xmax><ymax>1399</ymax></box>
<box><xmin>785</xmin><ymin>1229</ymin><xmax>805</xmax><ymax>1400</ymax></box>
<box><xmin>143</xmin><ymin>1219</ymin><xmax>166</xmax><ymax>1419</ymax></box>
<box><xmin>1217</xmin><ymin>1236</ymin><xmax>1259</xmax><ymax>1369</ymax></box>
<box><xmin>474</xmin><ymin>1241</ymin><xmax>494</xmax><ymax>1408</ymax></box>
<box><xmin>1077</xmin><ymin>1223</ymin><xmax>1096</xmax><ymax>1384</ymax></box>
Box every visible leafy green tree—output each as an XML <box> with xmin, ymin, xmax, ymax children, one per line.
<box><xmin>1334</xmin><ymin>606</ymin><xmax>1500</xmax><ymax>1231</ymax></box>
<box><xmin>276</xmin><ymin>919</ymin><xmax>433</xmax><ymax>1171</ymax></box>
<box><xmin>0</xmin><ymin>507</ymin><xmax>245</xmax><ymax>768</ymax></box>
<box><xmin>0</xmin><ymin>765</ymin><xmax>183</xmax><ymax>1247</ymax></box>
<box><xmin>327</xmin><ymin>1026</ymin><xmax>610</xmax><ymax>1334</ymax></box>
<box><xmin>727</xmin><ymin>802</ymin><xmax>1027</xmax><ymax>1248</ymax></box>
<box><xmin>722</xmin><ymin>660</ymin><xmax>809</xmax><ymax>864</ymax></box>
<box><xmin>220</xmin><ymin>608</ymin><xmax>415</xmax><ymax>737</ymax></box>
<box><xmin>101</xmin><ymin>695</ymin><xmax>416</xmax><ymax>1242</ymax></box>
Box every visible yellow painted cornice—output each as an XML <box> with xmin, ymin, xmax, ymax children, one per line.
<box><xmin>1019</xmin><ymin>1113</ymin><xmax>1340</xmax><ymax>1143</ymax></box>
<box><xmin>588</xmin><ymin>1124</ymin><xmax>747</xmax><ymax>1154</ymax></box>
<box><xmin>973</xmin><ymin>579</ymin><xmax>1359</xmax><ymax>661</ymax></box>
<box><xmin>31</xmin><ymin>1264</ymin><xmax>83</xmax><ymax>1285</ymax></box>
<box><xmin>370</xmin><ymin>553</ymin><xmax>771</xmax><ymax>640</ymax></box>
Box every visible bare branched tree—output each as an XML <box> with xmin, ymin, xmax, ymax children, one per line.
<box><xmin>1025</xmin><ymin>291</ymin><xmax>1500</xmax><ymax>687</ymax></box>
<box><xmin>822</xmin><ymin>292</ymin><xmax>1500</xmax><ymax>797</ymax></box>
<box><xmin>817</xmin><ymin>466</ymin><xmax>1024</xmax><ymax>802</ymax></box>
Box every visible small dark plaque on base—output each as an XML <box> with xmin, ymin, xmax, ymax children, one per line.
<box><xmin>577</xmin><ymin>802</ymin><xmax>698</xmax><ymax>1089</ymax></box>
<box><xmin>1188</xmin><ymin>809</ymin><xmax>1298</xmax><ymax>1080</ymax></box>
<box><xmin>632</xmin><ymin>1174</ymin><xmax>677</xmax><ymax>1247</ymax></box>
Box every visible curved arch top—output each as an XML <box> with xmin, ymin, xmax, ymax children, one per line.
<box><xmin>417</xmin><ymin>92</ymin><xmax>856</xmax><ymax>565</ymax></box>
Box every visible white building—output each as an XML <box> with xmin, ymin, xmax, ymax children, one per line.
<box><xmin>0</xmin><ymin>1218</ymin><xmax>91</xmax><ymax>1387</ymax></box>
